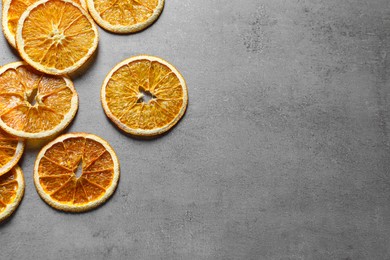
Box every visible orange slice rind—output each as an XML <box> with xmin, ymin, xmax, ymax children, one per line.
<box><xmin>2</xmin><ymin>0</ymin><xmax>87</xmax><ymax>48</ymax></box>
<box><xmin>0</xmin><ymin>62</ymin><xmax>78</xmax><ymax>139</ymax></box>
<box><xmin>34</xmin><ymin>132</ymin><xmax>120</xmax><ymax>212</ymax></box>
<box><xmin>0</xmin><ymin>166</ymin><xmax>25</xmax><ymax>223</ymax></box>
<box><xmin>15</xmin><ymin>0</ymin><xmax>98</xmax><ymax>75</ymax></box>
<box><xmin>101</xmin><ymin>55</ymin><xmax>188</xmax><ymax>137</ymax></box>
<box><xmin>0</xmin><ymin>128</ymin><xmax>24</xmax><ymax>176</ymax></box>
<box><xmin>87</xmin><ymin>0</ymin><xmax>164</xmax><ymax>33</ymax></box>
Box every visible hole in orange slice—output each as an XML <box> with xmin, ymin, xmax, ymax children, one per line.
<box><xmin>137</xmin><ymin>86</ymin><xmax>156</xmax><ymax>104</ymax></box>
<box><xmin>27</xmin><ymin>87</ymin><xmax>38</xmax><ymax>106</ymax></box>
<box><xmin>74</xmin><ymin>160</ymin><xmax>83</xmax><ymax>179</ymax></box>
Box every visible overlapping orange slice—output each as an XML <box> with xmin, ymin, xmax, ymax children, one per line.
<box><xmin>0</xmin><ymin>62</ymin><xmax>78</xmax><ymax>139</ymax></box>
<box><xmin>2</xmin><ymin>0</ymin><xmax>87</xmax><ymax>48</ymax></box>
<box><xmin>15</xmin><ymin>0</ymin><xmax>98</xmax><ymax>75</ymax></box>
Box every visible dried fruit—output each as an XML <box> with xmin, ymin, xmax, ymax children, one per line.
<box><xmin>15</xmin><ymin>0</ymin><xmax>98</xmax><ymax>75</ymax></box>
<box><xmin>0</xmin><ymin>62</ymin><xmax>78</xmax><ymax>139</ymax></box>
<box><xmin>34</xmin><ymin>133</ymin><xmax>120</xmax><ymax>212</ymax></box>
<box><xmin>101</xmin><ymin>55</ymin><xmax>188</xmax><ymax>136</ymax></box>
<box><xmin>0</xmin><ymin>166</ymin><xmax>25</xmax><ymax>222</ymax></box>
<box><xmin>87</xmin><ymin>0</ymin><xmax>164</xmax><ymax>33</ymax></box>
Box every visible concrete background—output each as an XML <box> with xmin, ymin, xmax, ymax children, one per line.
<box><xmin>1</xmin><ymin>0</ymin><xmax>390</xmax><ymax>259</ymax></box>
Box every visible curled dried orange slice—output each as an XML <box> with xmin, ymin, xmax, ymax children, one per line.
<box><xmin>15</xmin><ymin>0</ymin><xmax>98</xmax><ymax>75</ymax></box>
<box><xmin>101</xmin><ymin>55</ymin><xmax>188</xmax><ymax>136</ymax></box>
<box><xmin>2</xmin><ymin>0</ymin><xmax>87</xmax><ymax>48</ymax></box>
<box><xmin>0</xmin><ymin>128</ymin><xmax>24</xmax><ymax>176</ymax></box>
<box><xmin>87</xmin><ymin>0</ymin><xmax>164</xmax><ymax>33</ymax></box>
<box><xmin>0</xmin><ymin>166</ymin><xmax>25</xmax><ymax>223</ymax></box>
<box><xmin>34</xmin><ymin>133</ymin><xmax>120</xmax><ymax>212</ymax></box>
<box><xmin>0</xmin><ymin>62</ymin><xmax>78</xmax><ymax>139</ymax></box>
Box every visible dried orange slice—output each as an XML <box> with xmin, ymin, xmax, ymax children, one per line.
<box><xmin>2</xmin><ymin>0</ymin><xmax>87</xmax><ymax>48</ymax></box>
<box><xmin>101</xmin><ymin>55</ymin><xmax>188</xmax><ymax>136</ymax></box>
<box><xmin>0</xmin><ymin>166</ymin><xmax>25</xmax><ymax>223</ymax></box>
<box><xmin>34</xmin><ymin>133</ymin><xmax>120</xmax><ymax>212</ymax></box>
<box><xmin>0</xmin><ymin>62</ymin><xmax>78</xmax><ymax>139</ymax></box>
<box><xmin>87</xmin><ymin>0</ymin><xmax>164</xmax><ymax>33</ymax></box>
<box><xmin>15</xmin><ymin>0</ymin><xmax>98</xmax><ymax>75</ymax></box>
<box><xmin>0</xmin><ymin>128</ymin><xmax>24</xmax><ymax>176</ymax></box>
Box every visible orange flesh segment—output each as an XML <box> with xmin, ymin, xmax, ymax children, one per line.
<box><xmin>21</xmin><ymin>0</ymin><xmax>95</xmax><ymax>70</ymax></box>
<box><xmin>0</xmin><ymin>169</ymin><xmax>18</xmax><ymax>213</ymax></box>
<box><xmin>0</xmin><ymin>65</ymin><xmax>73</xmax><ymax>133</ymax></box>
<box><xmin>105</xmin><ymin>59</ymin><xmax>184</xmax><ymax>130</ymax></box>
<box><xmin>94</xmin><ymin>0</ymin><xmax>158</xmax><ymax>26</ymax></box>
<box><xmin>38</xmin><ymin>137</ymin><xmax>115</xmax><ymax>205</ymax></box>
<box><xmin>0</xmin><ymin>129</ymin><xmax>18</xmax><ymax>167</ymax></box>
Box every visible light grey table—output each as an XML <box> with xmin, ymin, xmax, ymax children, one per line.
<box><xmin>1</xmin><ymin>0</ymin><xmax>390</xmax><ymax>259</ymax></box>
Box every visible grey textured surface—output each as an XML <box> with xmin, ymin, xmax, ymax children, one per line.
<box><xmin>1</xmin><ymin>0</ymin><xmax>390</xmax><ymax>259</ymax></box>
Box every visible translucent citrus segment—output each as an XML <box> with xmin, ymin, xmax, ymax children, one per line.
<box><xmin>2</xmin><ymin>0</ymin><xmax>87</xmax><ymax>48</ymax></box>
<box><xmin>87</xmin><ymin>0</ymin><xmax>164</xmax><ymax>33</ymax></box>
<box><xmin>0</xmin><ymin>128</ymin><xmax>24</xmax><ymax>176</ymax></box>
<box><xmin>0</xmin><ymin>166</ymin><xmax>25</xmax><ymax>222</ymax></box>
<box><xmin>15</xmin><ymin>0</ymin><xmax>98</xmax><ymax>75</ymax></box>
<box><xmin>34</xmin><ymin>133</ymin><xmax>120</xmax><ymax>212</ymax></box>
<box><xmin>101</xmin><ymin>55</ymin><xmax>188</xmax><ymax>136</ymax></box>
<box><xmin>0</xmin><ymin>62</ymin><xmax>78</xmax><ymax>139</ymax></box>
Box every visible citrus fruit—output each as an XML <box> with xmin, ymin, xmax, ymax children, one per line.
<box><xmin>0</xmin><ymin>166</ymin><xmax>25</xmax><ymax>223</ymax></box>
<box><xmin>0</xmin><ymin>62</ymin><xmax>78</xmax><ymax>139</ymax></box>
<box><xmin>15</xmin><ymin>0</ymin><xmax>99</xmax><ymax>75</ymax></box>
<box><xmin>2</xmin><ymin>0</ymin><xmax>87</xmax><ymax>48</ymax></box>
<box><xmin>101</xmin><ymin>55</ymin><xmax>188</xmax><ymax>137</ymax></box>
<box><xmin>0</xmin><ymin>128</ymin><xmax>24</xmax><ymax>176</ymax></box>
<box><xmin>87</xmin><ymin>0</ymin><xmax>164</xmax><ymax>33</ymax></box>
<box><xmin>34</xmin><ymin>133</ymin><xmax>120</xmax><ymax>212</ymax></box>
